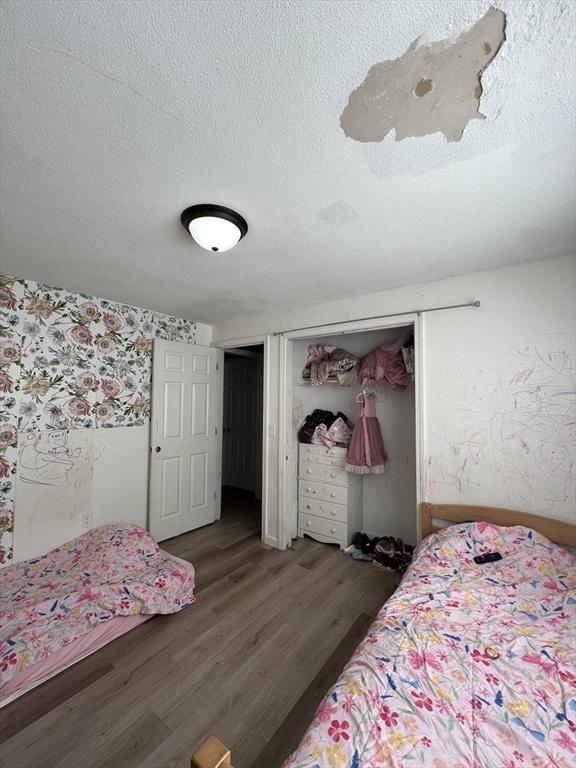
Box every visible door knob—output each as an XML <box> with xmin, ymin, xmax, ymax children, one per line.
<box><xmin>155</xmin><ymin>446</ymin><xmax>161</xmax><ymax>453</ymax></box>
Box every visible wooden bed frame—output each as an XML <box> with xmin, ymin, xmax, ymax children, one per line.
<box><xmin>421</xmin><ymin>502</ymin><xmax>576</xmax><ymax>547</ymax></box>
<box><xmin>191</xmin><ymin>503</ymin><xmax>576</xmax><ymax>767</ymax></box>
<box><xmin>191</xmin><ymin>737</ymin><xmax>231</xmax><ymax>768</ymax></box>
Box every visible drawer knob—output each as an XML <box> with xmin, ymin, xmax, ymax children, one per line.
<box><xmin>330</xmin><ymin>492</ymin><xmax>336</xmax><ymax>498</ymax></box>
<box><xmin>306</xmin><ymin>504</ymin><xmax>311</xmax><ymax>509</ymax></box>
<box><xmin>306</xmin><ymin>469</ymin><xmax>311</xmax><ymax>474</ymax></box>
<box><xmin>330</xmin><ymin>473</ymin><xmax>336</xmax><ymax>478</ymax></box>
<box><xmin>330</xmin><ymin>510</ymin><xmax>336</xmax><ymax>516</ymax></box>
<box><xmin>306</xmin><ymin>521</ymin><xmax>311</xmax><ymax>527</ymax></box>
<box><xmin>330</xmin><ymin>528</ymin><xmax>336</xmax><ymax>534</ymax></box>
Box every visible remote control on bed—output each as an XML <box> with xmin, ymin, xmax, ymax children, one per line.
<box><xmin>473</xmin><ymin>552</ymin><xmax>502</xmax><ymax>564</ymax></box>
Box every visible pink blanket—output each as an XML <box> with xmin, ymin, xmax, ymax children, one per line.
<box><xmin>285</xmin><ymin>522</ymin><xmax>576</xmax><ymax>767</ymax></box>
<box><xmin>0</xmin><ymin>525</ymin><xmax>195</xmax><ymax>689</ymax></box>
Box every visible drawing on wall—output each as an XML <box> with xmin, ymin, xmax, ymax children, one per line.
<box><xmin>16</xmin><ymin>429</ymin><xmax>94</xmax><ymax>536</ymax></box>
<box><xmin>427</xmin><ymin>332</ymin><xmax>576</xmax><ymax>513</ymax></box>
<box><xmin>19</xmin><ymin>430</ymin><xmax>84</xmax><ymax>486</ymax></box>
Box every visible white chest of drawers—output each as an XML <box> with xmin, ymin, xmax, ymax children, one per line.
<box><xmin>297</xmin><ymin>444</ymin><xmax>361</xmax><ymax>550</ymax></box>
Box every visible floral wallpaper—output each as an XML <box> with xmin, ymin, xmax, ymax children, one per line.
<box><xmin>0</xmin><ymin>273</ymin><xmax>198</xmax><ymax>564</ymax></box>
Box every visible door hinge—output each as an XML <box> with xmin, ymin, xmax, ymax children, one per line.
<box><xmin>216</xmin><ymin>362</ymin><xmax>219</xmax><ymax>371</ymax></box>
<box><xmin>215</xmin><ymin>427</ymin><xmax>218</xmax><ymax>435</ymax></box>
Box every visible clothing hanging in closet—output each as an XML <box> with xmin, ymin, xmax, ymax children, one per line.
<box><xmin>346</xmin><ymin>392</ymin><xmax>388</xmax><ymax>474</ymax></box>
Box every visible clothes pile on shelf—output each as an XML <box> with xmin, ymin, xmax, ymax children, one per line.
<box><xmin>301</xmin><ymin>331</ymin><xmax>414</xmax><ymax>389</ymax></box>
<box><xmin>357</xmin><ymin>329</ymin><xmax>413</xmax><ymax>391</ymax></box>
<box><xmin>301</xmin><ymin>345</ymin><xmax>360</xmax><ymax>386</ymax></box>
<box><xmin>344</xmin><ymin>533</ymin><xmax>414</xmax><ymax>573</ymax></box>
<box><xmin>297</xmin><ymin>409</ymin><xmax>354</xmax><ymax>447</ymax></box>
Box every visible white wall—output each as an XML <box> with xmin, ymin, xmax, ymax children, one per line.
<box><xmin>14</xmin><ymin>425</ymin><xmax>149</xmax><ymax>561</ymax></box>
<box><xmin>193</xmin><ymin>324</ymin><xmax>213</xmax><ymax>347</ymax></box>
<box><xmin>215</xmin><ymin>256</ymin><xmax>576</xmax><ymax>536</ymax></box>
<box><xmin>423</xmin><ymin>269</ymin><xmax>574</xmax><ymax>515</ymax></box>
<box><xmin>292</xmin><ymin>329</ymin><xmax>416</xmax><ymax>543</ymax></box>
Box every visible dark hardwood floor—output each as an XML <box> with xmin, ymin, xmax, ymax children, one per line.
<box><xmin>0</xmin><ymin>491</ymin><xmax>398</xmax><ymax>768</ymax></box>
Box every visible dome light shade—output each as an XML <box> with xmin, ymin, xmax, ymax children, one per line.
<box><xmin>187</xmin><ymin>216</ymin><xmax>240</xmax><ymax>252</ymax></box>
<box><xmin>181</xmin><ymin>204</ymin><xmax>248</xmax><ymax>253</ymax></box>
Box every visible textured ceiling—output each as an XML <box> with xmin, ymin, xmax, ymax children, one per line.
<box><xmin>1</xmin><ymin>0</ymin><xmax>575</xmax><ymax>323</ymax></box>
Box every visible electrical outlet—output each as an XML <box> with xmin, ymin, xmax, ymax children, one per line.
<box><xmin>267</xmin><ymin>423</ymin><xmax>276</xmax><ymax>437</ymax></box>
<box><xmin>81</xmin><ymin>511</ymin><xmax>93</xmax><ymax>528</ymax></box>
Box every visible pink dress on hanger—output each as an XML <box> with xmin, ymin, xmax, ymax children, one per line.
<box><xmin>346</xmin><ymin>392</ymin><xmax>388</xmax><ymax>474</ymax></box>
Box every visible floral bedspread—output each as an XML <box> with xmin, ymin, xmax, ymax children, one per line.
<box><xmin>0</xmin><ymin>524</ymin><xmax>195</xmax><ymax>688</ymax></box>
<box><xmin>285</xmin><ymin>522</ymin><xmax>576</xmax><ymax>768</ymax></box>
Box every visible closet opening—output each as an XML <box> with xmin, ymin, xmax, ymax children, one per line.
<box><xmin>280</xmin><ymin>317</ymin><xmax>420</xmax><ymax>558</ymax></box>
<box><xmin>220</xmin><ymin>345</ymin><xmax>264</xmax><ymax>538</ymax></box>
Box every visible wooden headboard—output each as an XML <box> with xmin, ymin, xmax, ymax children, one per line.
<box><xmin>421</xmin><ymin>502</ymin><xmax>576</xmax><ymax>548</ymax></box>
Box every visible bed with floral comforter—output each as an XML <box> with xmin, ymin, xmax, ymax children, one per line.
<box><xmin>0</xmin><ymin>524</ymin><xmax>195</xmax><ymax>694</ymax></box>
<box><xmin>285</xmin><ymin>522</ymin><xmax>576</xmax><ymax>768</ymax></box>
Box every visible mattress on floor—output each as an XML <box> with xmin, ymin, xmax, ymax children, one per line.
<box><xmin>1</xmin><ymin>524</ymin><xmax>195</xmax><ymax>703</ymax></box>
<box><xmin>0</xmin><ymin>613</ymin><xmax>150</xmax><ymax>704</ymax></box>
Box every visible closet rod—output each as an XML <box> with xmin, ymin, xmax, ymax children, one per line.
<box><xmin>272</xmin><ymin>300</ymin><xmax>480</xmax><ymax>336</ymax></box>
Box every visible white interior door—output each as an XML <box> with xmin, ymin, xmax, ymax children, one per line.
<box><xmin>149</xmin><ymin>340</ymin><xmax>222</xmax><ymax>541</ymax></box>
<box><xmin>223</xmin><ymin>355</ymin><xmax>259</xmax><ymax>492</ymax></box>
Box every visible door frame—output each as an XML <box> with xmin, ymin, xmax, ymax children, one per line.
<box><xmin>278</xmin><ymin>313</ymin><xmax>424</xmax><ymax>549</ymax></box>
<box><xmin>221</xmin><ymin>347</ymin><xmax>262</xmax><ymax>359</ymax></box>
<box><xmin>212</xmin><ymin>334</ymin><xmax>274</xmax><ymax>546</ymax></box>
<box><xmin>221</xmin><ymin>349</ymin><xmax>263</xmax><ymax>494</ymax></box>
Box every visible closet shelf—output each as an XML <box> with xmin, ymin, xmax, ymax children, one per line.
<box><xmin>295</xmin><ymin>378</ymin><xmax>349</xmax><ymax>387</ymax></box>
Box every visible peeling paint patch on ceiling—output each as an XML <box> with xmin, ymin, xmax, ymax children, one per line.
<box><xmin>341</xmin><ymin>6</ymin><xmax>506</xmax><ymax>143</ymax></box>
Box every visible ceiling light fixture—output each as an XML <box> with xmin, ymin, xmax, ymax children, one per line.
<box><xmin>180</xmin><ymin>204</ymin><xmax>248</xmax><ymax>253</ymax></box>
